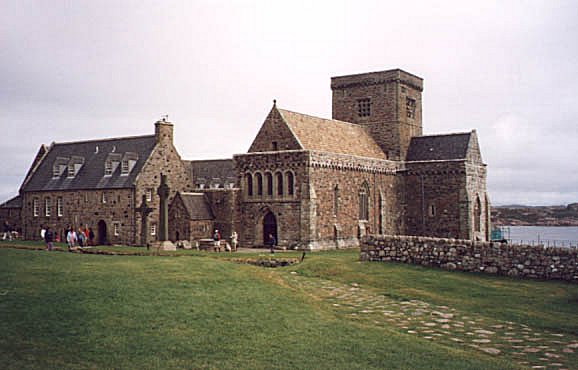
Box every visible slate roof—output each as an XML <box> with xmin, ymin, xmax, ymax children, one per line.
<box><xmin>278</xmin><ymin>108</ymin><xmax>386</xmax><ymax>159</ymax></box>
<box><xmin>179</xmin><ymin>192</ymin><xmax>214</xmax><ymax>220</ymax></box>
<box><xmin>21</xmin><ymin>135</ymin><xmax>157</xmax><ymax>192</ymax></box>
<box><xmin>186</xmin><ymin>159</ymin><xmax>236</xmax><ymax>187</ymax></box>
<box><xmin>0</xmin><ymin>195</ymin><xmax>22</xmax><ymax>209</ymax></box>
<box><xmin>406</xmin><ymin>132</ymin><xmax>472</xmax><ymax>161</ymax></box>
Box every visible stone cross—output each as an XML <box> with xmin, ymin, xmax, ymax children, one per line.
<box><xmin>157</xmin><ymin>173</ymin><xmax>170</xmax><ymax>242</ymax></box>
<box><xmin>135</xmin><ymin>194</ymin><xmax>154</xmax><ymax>248</ymax></box>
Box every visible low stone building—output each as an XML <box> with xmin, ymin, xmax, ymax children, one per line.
<box><xmin>168</xmin><ymin>192</ymin><xmax>214</xmax><ymax>241</ymax></box>
<box><xmin>16</xmin><ymin>118</ymin><xmax>193</xmax><ymax>245</ymax></box>
<box><xmin>0</xmin><ymin>195</ymin><xmax>22</xmax><ymax>237</ymax></box>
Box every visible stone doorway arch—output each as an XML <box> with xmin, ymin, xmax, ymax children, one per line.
<box><xmin>97</xmin><ymin>220</ymin><xmax>108</xmax><ymax>245</ymax></box>
<box><xmin>262</xmin><ymin>211</ymin><xmax>277</xmax><ymax>247</ymax></box>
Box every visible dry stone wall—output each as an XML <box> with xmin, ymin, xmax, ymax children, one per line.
<box><xmin>360</xmin><ymin>235</ymin><xmax>578</xmax><ymax>282</ymax></box>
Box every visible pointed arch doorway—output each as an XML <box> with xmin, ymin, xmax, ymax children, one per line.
<box><xmin>263</xmin><ymin>211</ymin><xmax>277</xmax><ymax>247</ymax></box>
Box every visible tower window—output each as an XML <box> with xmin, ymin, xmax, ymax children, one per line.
<box><xmin>357</xmin><ymin>98</ymin><xmax>371</xmax><ymax>117</ymax></box>
<box><xmin>272</xmin><ymin>141</ymin><xmax>278</xmax><ymax>151</ymax></box>
<box><xmin>406</xmin><ymin>97</ymin><xmax>416</xmax><ymax>119</ymax></box>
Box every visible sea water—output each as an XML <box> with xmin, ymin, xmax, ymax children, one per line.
<box><xmin>498</xmin><ymin>226</ymin><xmax>578</xmax><ymax>247</ymax></box>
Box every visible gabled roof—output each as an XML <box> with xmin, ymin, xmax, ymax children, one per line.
<box><xmin>406</xmin><ymin>132</ymin><xmax>472</xmax><ymax>161</ymax></box>
<box><xmin>178</xmin><ymin>192</ymin><xmax>214</xmax><ymax>220</ymax></box>
<box><xmin>186</xmin><ymin>159</ymin><xmax>236</xmax><ymax>187</ymax></box>
<box><xmin>21</xmin><ymin>135</ymin><xmax>156</xmax><ymax>192</ymax></box>
<box><xmin>277</xmin><ymin>108</ymin><xmax>386</xmax><ymax>159</ymax></box>
<box><xmin>0</xmin><ymin>195</ymin><xmax>22</xmax><ymax>209</ymax></box>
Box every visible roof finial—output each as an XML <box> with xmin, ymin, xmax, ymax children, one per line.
<box><xmin>273</xmin><ymin>99</ymin><xmax>277</xmax><ymax>107</ymax></box>
<box><xmin>161</xmin><ymin>114</ymin><xmax>169</xmax><ymax>122</ymax></box>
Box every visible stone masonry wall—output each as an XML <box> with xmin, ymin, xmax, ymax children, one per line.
<box><xmin>21</xmin><ymin>188</ymin><xmax>135</xmax><ymax>245</ymax></box>
<box><xmin>360</xmin><ymin>235</ymin><xmax>578</xmax><ymax>282</ymax></box>
<box><xmin>331</xmin><ymin>69</ymin><xmax>423</xmax><ymax>160</ymax></box>
<box><xmin>135</xmin><ymin>125</ymin><xmax>194</xmax><ymax>245</ymax></box>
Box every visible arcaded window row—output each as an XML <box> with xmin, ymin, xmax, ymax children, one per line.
<box><xmin>244</xmin><ymin>171</ymin><xmax>295</xmax><ymax>198</ymax></box>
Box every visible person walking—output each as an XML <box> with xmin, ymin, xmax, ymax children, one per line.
<box><xmin>213</xmin><ymin>229</ymin><xmax>221</xmax><ymax>251</ymax></box>
<box><xmin>266</xmin><ymin>233</ymin><xmax>276</xmax><ymax>253</ymax></box>
<box><xmin>66</xmin><ymin>227</ymin><xmax>77</xmax><ymax>251</ymax></box>
<box><xmin>230</xmin><ymin>231</ymin><xmax>238</xmax><ymax>251</ymax></box>
<box><xmin>77</xmin><ymin>226</ymin><xmax>85</xmax><ymax>248</ymax></box>
<box><xmin>44</xmin><ymin>227</ymin><xmax>54</xmax><ymax>251</ymax></box>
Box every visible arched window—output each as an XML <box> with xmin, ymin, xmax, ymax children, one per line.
<box><xmin>474</xmin><ymin>195</ymin><xmax>481</xmax><ymax>232</ymax></box>
<box><xmin>256</xmin><ymin>173</ymin><xmax>263</xmax><ymax>196</ymax></box>
<box><xmin>358</xmin><ymin>182</ymin><xmax>369</xmax><ymax>221</ymax></box>
<box><xmin>276</xmin><ymin>172</ymin><xmax>283</xmax><ymax>196</ymax></box>
<box><xmin>245</xmin><ymin>173</ymin><xmax>253</xmax><ymax>197</ymax></box>
<box><xmin>266</xmin><ymin>172</ymin><xmax>273</xmax><ymax>196</ymax></box>
<box><xmin>333</xmin><ymin>185</ymin><xmax>339</xmax><ymax>216</ymax></box>
<box><xmin>286</xmin><ymin>171</ymin><xmax>294</xmax><ymax>196</ymax></box>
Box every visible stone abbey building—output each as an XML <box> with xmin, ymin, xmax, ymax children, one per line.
<box><xmin>3</xmin><ymin>68</ymin><xmax>490</xmax><ymax>249</ymax></box>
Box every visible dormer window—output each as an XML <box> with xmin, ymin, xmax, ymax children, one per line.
<box><xmin>104</xmin><ymin>153</ymin><xmax>122</xmax><ymax>177</ymax></box>
<box><xmin>67</xmin><ymin>156</ymin><xmax>84</xmax><ymax>178</ymax></box>
<box><xmin>52</xmin><ymin>157</ymin><xmax>69</xmax><ymax>178</ymax></box>
<box><xmin>105</xmin><ymin>161</ymin><xmax>113</xmax><ymax>176</ymax></box>
<box><xmin>120</xmin><ymin>152</ymin><xmax>138</xmax><ymax>176</ymax></box>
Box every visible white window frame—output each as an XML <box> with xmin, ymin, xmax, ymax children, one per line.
<box><xmin>150</xmin><ymin>224</ymin><xmax>156</xmax><ymax>236</ymax></box>
<box><xmin>45</xmin><ymin>197</ymin><xmax>52</xmax><ymax>217</ymax></box>
<box><xmin>57</xmin><ymin>197</ymin><xmax>63</xmax><ymax>217</ymax></box>
<box><xmin>146</xmin><ymin>189</ymin><xmax>153</xmax><ymax>202</ymax></box>
<box><xmin>104</xmin><ymin>161</ymin><xmax>113</xmax><ymax>176</ymax></box>
<box><xmin>33</xmin><ymin>198</ymin><xmax>39</xmax><ymax>217</ymax></box>
<box><xmin>113</xmin><ymin>222</ymin><xmax>120</xmax><ymax>236</ymax></box>
<box><xmin>102</xmin><ymin>192</ymin><xmax>107</xmax><ymax>204</ymax></box>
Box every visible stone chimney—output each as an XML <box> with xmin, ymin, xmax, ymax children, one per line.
<box><xmin>155</xmin><ymin>117</ymin><xmax>174</xmax><ymax>144</ymax></box>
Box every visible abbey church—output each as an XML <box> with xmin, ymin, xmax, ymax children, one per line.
<box><xmin>1</xmin><ymin>69</ymin><xmax>491</xmax><ymax>250</ymax></box>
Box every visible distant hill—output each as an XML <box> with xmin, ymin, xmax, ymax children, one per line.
<box><xmin>491</xmin><ymin>203</ymin><xmax>578</xmax><ymax>226</ymax></box>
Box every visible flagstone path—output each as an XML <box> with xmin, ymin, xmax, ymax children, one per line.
<box><xmin>282</xmin><ymin>272</ymin><xmax>578</xmax><ymax>370</ymax></box>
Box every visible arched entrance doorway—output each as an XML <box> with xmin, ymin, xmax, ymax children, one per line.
<box><xmin>97</xmin><ymin>220</ymin><xmax>108</xmax><ymax>245</ymax></box>
<box><xmin>263</xmin><ymin>211</ymin><xmax>277</xmax><ymax>247</ymax></box>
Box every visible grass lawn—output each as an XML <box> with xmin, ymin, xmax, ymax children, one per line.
<box><xmin>1</xmin><ymin>241</ymin><xmax>576</xmax><ymax>369</ymax></box>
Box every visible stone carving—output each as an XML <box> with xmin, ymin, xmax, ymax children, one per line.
<box><xmin>135</xmin><ymin>194</ymin><xmax>154</xmax><ymax>248</ymax></box>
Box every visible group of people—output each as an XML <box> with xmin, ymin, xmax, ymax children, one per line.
<box><xmin>2</xmin><ymin>220</ymin><xmax>22</xmax><ymax>240</ymax></box>
<box><xmin>212</xmin><ymin>229</ymin><xmax>239</xmax><ymax>252</ymax></box>
<box><xmin>41</xmin><ymin>224</ymin><xmax>95</xmax><ymax>251</ymax></box>
<box><xmin>211</xmin><ymin>229</ymin><xmax>276</xmax><ymax>252</ymax></box>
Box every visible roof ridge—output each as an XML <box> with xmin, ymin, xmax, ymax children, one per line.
<box><xmin>412</xmin><ymin>131</ymin><xmax>472</xmax><ymax>139</ymax></box>
<box><xmin>187</xmin><ymin>158</ymin><xmax>234</xmax><ymax>163</ymax></box>
<box><xmin>277</xmin><ymin>108</ymin><xmax>361</xmax><ymax>128</ymax></box>
<box><xmin>52</xmin><ymin>134</ymin><xmax>155</xmax><ymax>146</ymax></box>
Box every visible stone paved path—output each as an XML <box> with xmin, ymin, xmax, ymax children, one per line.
<box><xmin>282</xmin><ymin>272</ymin><xmax>578</xmax><ymax>370</ymax></box>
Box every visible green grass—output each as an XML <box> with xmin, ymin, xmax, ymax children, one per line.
<box><xmin>291</xmin><ymin>249</ymin><xmax>578</xmax><ymax>335</ymax></box>
<box><xmin>2</xmin><ymin>241</ymin><xmax>575</xmax><ymax>369</ymax></box>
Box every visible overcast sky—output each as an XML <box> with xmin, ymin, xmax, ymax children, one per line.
<box><xmin>1</xmin><ymin>0</ymin><xmax>577</xmax><ymax>206</ymax></box>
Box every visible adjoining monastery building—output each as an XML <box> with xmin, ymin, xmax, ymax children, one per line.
<box><xmin>2</xmin><ymin>69</ymin><xmax>491</xmax><ymax>249</ymax></box>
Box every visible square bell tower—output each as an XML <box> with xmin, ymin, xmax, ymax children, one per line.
<box><xmin>331</xmin><ymin>69</ymin><xmax>423</xmax><ymax>160</ymax></box>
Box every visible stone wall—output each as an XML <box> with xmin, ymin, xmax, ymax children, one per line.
<box><xmin>201</xmin><ymin>189</ymin><xmax>240</xmax><ymax>243</ymax></box>
<box><xmin>135</xmin><ymin>122</ymin><xmax>194</xmax><ymax>245</ymax></box>
<box><xmin>360</xmin><ymin>235</ymin><xmax>578</xmax><ymax>282</ymax></box>
<box><xmin>21</xmin><ymin>188</ymin><xmax>135</xmax><ymax>245</ymax></box>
